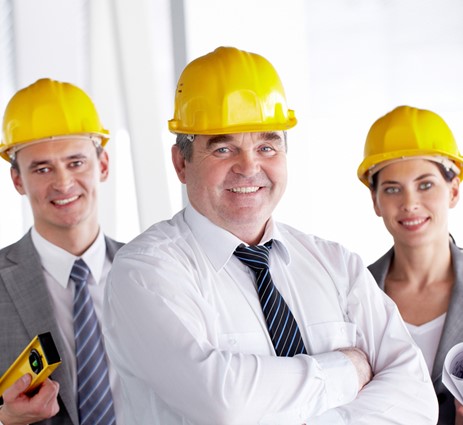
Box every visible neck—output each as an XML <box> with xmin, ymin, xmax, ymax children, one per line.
<box><xmin>35</xmin><ymin>223</ymin><xmax>100</xmax><ymax>256</ymax></box>
<box><xmin>234</xmin><ymin>224</ymin><xmax>266</xmax><ymax>246</ymax></box>
<box><xmin>390</xmin><ymin>236</ymin><xmax>452</xmax><ymax>286</ymax></box>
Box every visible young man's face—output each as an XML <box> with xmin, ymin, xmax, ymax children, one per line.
<box><xmin>172</xmin><ymin>131</ymin><xmax>287</xmax><ymax>244</ymax></box>
<box><xmin>11</xmin><ymin>137</ymin><xmax>108</xmax><ymax>240</ymax></box>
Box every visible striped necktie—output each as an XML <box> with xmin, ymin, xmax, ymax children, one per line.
<box><xmin>234</xmin><ymin>240</ymin><xmax>307</xmax><ymax>357</ymax></box>
<box><xmin>71</xmin><ymin>259</ymin><xmax>116</xmax><ymax>425</ymax></box>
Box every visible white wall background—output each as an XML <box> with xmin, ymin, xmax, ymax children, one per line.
<box><xmin>1</xmin><ymin>0</ymin><xmax>463</xmax><ymax>266</ymax></box>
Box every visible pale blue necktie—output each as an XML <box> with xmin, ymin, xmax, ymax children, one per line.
<box><xmin>234</xmin><ymin>240</ymin><xmax>307</xmax><ymax>357</ymax></box>
<box><xmin>72</xmin><ymin>259</ymin><xmax>116</xmax><ymax>425</ymax></box>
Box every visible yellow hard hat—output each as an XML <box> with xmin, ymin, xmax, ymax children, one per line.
<box><xmin>1</xmin><ymin>78</ymin><xmax>109</xmax><ymax>162</ymax></box>
<box><xmin>168</xmin><ymin>46</ymin><xmax>297</xmax><ymax>135</ymax></box>
<box><xmin>357</xmin><ymin>105</ymin><xmax>463</xmax><ymax>187</ymax></box>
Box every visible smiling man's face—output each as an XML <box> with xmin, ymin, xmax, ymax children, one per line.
<box><xmin>172</xmin><ymin>131</ymin><xmax>287</xmax><ymax>244</ymax></box>
<box><xmin>11</xmin><ymin>137</ymin><xmax>108</xmax><ymax>241</ymax></box>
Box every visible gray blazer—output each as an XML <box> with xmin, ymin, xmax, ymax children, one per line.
<box><xmin>0</xmin><ymin>230</ymin><xmax>123</xmax><ymax>425</ymax></box>
<box><xmin>369</xmin><ymin>241</ymin><xmax>463</xmax><ymax>425</ymax></box>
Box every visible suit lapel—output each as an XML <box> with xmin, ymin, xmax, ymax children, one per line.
<box><xmin>0</xmin><ymin>233</ymin><xmax>123</xmax><ymax>425</ymax></box>
<box><xmin>1</xmin><ymin>233</ymin><xmax>79</xmax><ymax>425</ymax></box>
<box><xmin>367</xmin><ymin>247</ymin><xmax>394</xmax><ymax>290</ymax></box>
<box><xmin>369</xmin><ymin>244</ymin><xmax>463</xmax><ymax>384</ymax></box>
<box><xmin>432</xmin><ymin>243</ymin><xmax>463</xmax><ymax>384</ymax></box>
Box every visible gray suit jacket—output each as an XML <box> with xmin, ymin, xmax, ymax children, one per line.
<box><xmin>369</xmin><ymin>241</ymin><xmax>463</xmax><ymax>425</ymax></box>
<box><xmin>0</xmin><ymin>230</ymin><xmax>123</xmax><ymax>425</ymax></box>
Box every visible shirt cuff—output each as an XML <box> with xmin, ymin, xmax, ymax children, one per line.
<box><xmin>312</xmin><ymin>350</ymin><xmax>358</xmax><ymax>409</ymax></box>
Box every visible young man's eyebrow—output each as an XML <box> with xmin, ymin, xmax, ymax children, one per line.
<box><xmin>28</xmin><ymin>160</ymin><xmax>50</xmax><ymax>170</ymax></box>
<box><xmin>27</xmin><ymin>153</ymin><xmax>87</xmax><ymax>170</ymax></box>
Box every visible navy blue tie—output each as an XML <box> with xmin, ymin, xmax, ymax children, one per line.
<box><xmin>72</xmin><ymin>259</ymin><xmax>116</xmax><ymax>425</ymax></box>
<box><xmin>234</xmin><ymin>241</ymin><xmax>307</xmax><ymax>357</ymax></box>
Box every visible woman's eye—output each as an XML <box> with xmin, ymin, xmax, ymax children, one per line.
<box><xmin>419</xmin><ymin>182</ymin><xmax>433</xmax><ymax>190</ymax></box>
<box><xmin>384</xmin><ymin>186</ymin><xmax>399</xmax><ymax>194</ymax></box>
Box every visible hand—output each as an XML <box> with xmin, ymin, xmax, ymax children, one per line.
<box><xmin>0</xmin><ymin>374</ymin><xmax>60</xmax><ymax>425</ymax></box>
<box><xmin>455</xmin><ymin>398</ymin><xmax>463</xmax><ymax>425</ymax></box>
<box><xmin>338</xmin><ymin>347</ymin><xmax>372</xmax><ymax>390</ymax></box>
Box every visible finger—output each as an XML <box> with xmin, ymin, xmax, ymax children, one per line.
<box><xmin>38</xmin><ymin>379</ymin><xmax>60</xmax><ymax>405</ymax></box>
<box><xmin>38</xmin><ymin>380</ymin><xmax>60</xmax><ymax>416</ymax></box>
<box><xmin>3</xmin><ymin>374</ymin><xmax>32</xmax><ymax>400</ymax></box>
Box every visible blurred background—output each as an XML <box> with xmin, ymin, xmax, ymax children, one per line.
<box><xmin>1</xmin><ymin>0</ymin><xmax>463</xmax><ymax>265</ymax></box>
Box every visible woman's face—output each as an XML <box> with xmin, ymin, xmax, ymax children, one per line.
<box><xmin>371</xmin><ymin>159</ymin><xmax>460</xmax><ymax>248</ymax></box>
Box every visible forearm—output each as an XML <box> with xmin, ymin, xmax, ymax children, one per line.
<box><xmin>334</xmin><ymin>265</ymin><xmax>438</xmax><ymax>424</ymax></box>
<box><xmin>104</xmin><ymin>270</ymin><xmax>359</xmax><ymax>423</ymax></box>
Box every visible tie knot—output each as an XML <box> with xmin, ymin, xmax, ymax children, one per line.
<box><xmin>71</xmin><ymin>259</ymin><xmax>90</xmax><ymax>287</ymax></box>
<box><xmin>234</xmin><ymin>240</ymin><xmax>273</xmax><ymax>271</ymax></box>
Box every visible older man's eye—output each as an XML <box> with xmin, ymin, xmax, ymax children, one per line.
<box><xmin>70</xmin><ymin>160</ymin><xmax>84</xmax><ymax>168</ymax></box>
<box><xmin>35</xmin><ymin>167</ymin><xmax>51</xmax><ymax>174</ymax></box>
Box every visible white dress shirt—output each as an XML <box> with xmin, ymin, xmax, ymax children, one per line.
<box><xmin>103</xmin><ymin>205</ymin><xmax>437</xmax><ymax>425</ymax></box>
<box><xmin>31</xmin><ymin>227</ymin><xmax>124</xmax><ymax>423</ymax></box>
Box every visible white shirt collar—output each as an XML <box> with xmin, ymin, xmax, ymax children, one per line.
<box><xmin>184</xmin><ymin>204</ymin><xmax>290</xmax><ymax>271</ymax></box>
<box><xmin>31</xmin><ymin>227</ymin><xmax>107</xmax><ymax>288</ymax></box>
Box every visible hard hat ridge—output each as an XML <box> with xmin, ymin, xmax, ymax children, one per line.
<box><xmin>168</xmin><ymin>46</ymin><xmax>297</xmax><ymax>135</ymax></box>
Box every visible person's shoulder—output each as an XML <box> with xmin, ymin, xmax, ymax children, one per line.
<box><xmin>103</xmin><ymin>235</ymin><xmax>125</xmax><ymax>262</ymax></box>
<box><xmin>114</xmin><ymin>211</ymin><xmax>191</xmax><ymax>259</ymax></box>
<box><xmin>104</xmin><ymin>235</ymin><xmax>125</xmax><ymax>250</ymax></box>
<box><xmin>450</xmin><ymin>238</ymin><xmax>463</xmax><ymax>254</ymax></box>
<box><xmin>449</xmin><ymin>239</ymin><xmax>463</xmax><ymax>266</ymax></box>
<box><xmin>368</xmin><ymin>248</ymin><xmax>393</xmax><ymax>271</ymax></box>
<box><xmin>0</xmin><ymin>232</ymin><xmax>35</xmax><ymax>265</ymax></box>
<box><xmin>366</xmin><ymin>248</ymin><xmax>394</xmax><ymax>287</ymax></box>
<box><xmin>276</xmin><ymin>222</ymin><xmax>353</xmax><ymax>256</ymax></box>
